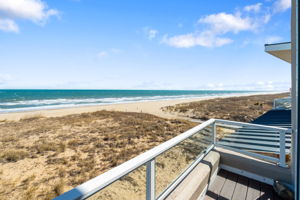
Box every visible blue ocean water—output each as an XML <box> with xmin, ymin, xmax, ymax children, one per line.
<box><xmin>0</xmin><ymin>90</ymin><xmax>260</xmax><ymax>113</ymax></box>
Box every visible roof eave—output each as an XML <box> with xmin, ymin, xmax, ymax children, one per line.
<box><xmin>265</xmin><ymin>42</ymin><xmax>291</xmax><ymax>64</ymax></box>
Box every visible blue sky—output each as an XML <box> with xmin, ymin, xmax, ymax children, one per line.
<box><xmin>0</xmin><ymin>0</ymin><xmax>291</xmax><ymax>90</ymax></box>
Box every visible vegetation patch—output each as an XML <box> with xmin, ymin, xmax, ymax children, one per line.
<box><xmin>0</xmin><ymin>110</ymin><xmax>195</xmax><ymax>200</ymax></box>
<box><xmin>0</xmin><ymin>150</ymin><xmax>29</xmax><ymax>163</ymax></box>
<box><xmin>162</xmin><ymin>93</ymin><xmax>289</xmax><ymax>122</ymax></box>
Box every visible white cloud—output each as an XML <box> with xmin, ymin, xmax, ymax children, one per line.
<box><xmin>265</xmin><ymin>35</ymin><xmax>282</xmax><ymax>44</ymax></box>
<box><xmin>0</xmin><ymin>0</ymin><xmax>59</xmax><ymax>33</ymax></box>
<box><xmin>162</xmin><ymin>32</ymin><xmax>232</xmax><ymax>48</ymax></box>
<box><xmin>162</xmin><ymin>1</ymin><xmax>291</xmax><ymax>49</ymax></box>
<box><xmin>262</xmin><ymin>13</ymin><xmax>272</xmax><ymax>24</ymax></box>
<box><xmin>0</xmin><ymin>18</ymin><xmax>19</xmax><ymax>32</ymax></box>
<box><xmin>273</xmin><ymin>0</ymin><xmax>291</xmax><ymax>13</ymax></box>
<box><xmin>244</xmin><ymin>3</ymin><xmax>262</xmax><ymax>13</ymax></box>
<box><xmin>163</xmin><ymin>12</ymin><xmax>260</xmax><ymax>48</ymax></box>
<box><xmin>0</xmin><ymin>0</ymin><xmax>58</xmax><ymax>23</ymax></box>
<box><xmin>143</xmin><ymin>27</ymin><xmax>158</xmax><ymax>40</ymax></box>
<box><xmin>198</xmin><ymin>12</ymin><xmax>258</xmax><ymax>34</ymax></box>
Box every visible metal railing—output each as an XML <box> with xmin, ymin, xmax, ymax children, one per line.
<box><xmin>273</xmin><ymin>97</ymin><xmax>291</xmax><ymax>110</ymax></box>
<box><xmin>53</xmin><ymin>119</ymin><xmax>289</xmax><ymax>200</ymax></box>
<box><xmin>214</xmin><ymin>119</ymin><xmax>289</xmax><ymax>167</ymax></box>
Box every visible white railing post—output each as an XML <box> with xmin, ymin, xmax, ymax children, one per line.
<box><xmin>279</xmin><ymin>130</ymin><xmax>287</xmax><ymax>167</ymax></box>
<box><xmin>146</xmin><ymin>159</ymin><xmax>155</xmax><ymax>200</ymax></box>
<box><xmin>212</xmin><ymin>122</ymin><xmax>216</xmax><ymax>144</ymax></box>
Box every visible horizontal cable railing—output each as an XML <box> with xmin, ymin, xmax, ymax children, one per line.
<box><xmin>53</xmin><ymin>119</ymin><xmax>289</xmax><ymax>200</ymax></box>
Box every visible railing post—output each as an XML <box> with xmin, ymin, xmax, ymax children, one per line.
<box><xmin>212</xmin><ymin>122</ymin><xmax>216</xmax><ymax>144</ymax></box>
<box><xmin>279</xmin><ymin>130</ymin><xmax>287</xmax><ymax>167</ymax></box>
<box><xmin>146</xmin><ymin>159</ymin><xmax>155</xmax><ymax>200</ymax></box>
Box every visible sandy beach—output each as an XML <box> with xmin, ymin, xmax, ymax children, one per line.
<box><xmin>0</xmin><ymin>92</ymin><xmax>281</xmax><ymax>121</ymax></box>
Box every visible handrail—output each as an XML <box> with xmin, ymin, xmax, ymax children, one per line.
<box><xmin>53</xmin><ymin>119</ymin><xmax>215</xmax><ymax>200</ymax></box>
<box><xmin>53</xmin><ymin>118</ymin><xmax>289</xmax><ymax>200</ymax></box>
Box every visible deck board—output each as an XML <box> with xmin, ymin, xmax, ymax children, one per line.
<box><xmin>204</xmin><ymin>169</ymin><xmax>281</xmax><ymax>200</ymax></box>
<box><xmin>246</xmin><ymin>179</ymin><xmax>261</xmax><ymax>200</ymax></box>
<box><xmin>204</xmin><ymin>170</ymin><xmax>228</xmax><ymax>200</ymax></box>
<box><xmin>218</xmin><ymin>172</ymin><xmax>238</xmax><ymax>200</ymax></box>
<box><xmin>231</xmin><ymin>175</ymin><xmax>248</xmax><ymax>200</ymax></box>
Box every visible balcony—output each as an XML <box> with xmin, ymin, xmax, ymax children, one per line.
<box><xmin>53</xmin><ymin>117</ymin><xmax>291</xmax><ymax>200</ymax></box>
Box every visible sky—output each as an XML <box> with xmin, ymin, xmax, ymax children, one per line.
<box><xmin>0</xmin><ymin>0</ymin><xmax>292</xmax><ymax>90</ymax></box>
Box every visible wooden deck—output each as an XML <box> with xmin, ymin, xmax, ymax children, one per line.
<box><xmin>204</xmin><ymin>169</ymin><xmax>281</xmax><ymax>200</ymax></box>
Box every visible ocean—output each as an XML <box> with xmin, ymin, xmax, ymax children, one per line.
<box><xmin>0</xmin><ymin>89</ymin><xmax>261</xmax><ymax>113</ymax></box>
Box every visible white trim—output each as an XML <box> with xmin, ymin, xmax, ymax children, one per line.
<box><xmin>279</xmin><ymin>131</ymin><xmax>287</xmax><ymax>167</ymax></box>
<box><xmin>146</xmin><ymin>159</ymin><xmax>155</xmax><ymax>200</ymax></box>
<box><xmin>220</xmin><ymin>164</ymin><xmax>274</xmax><ymax>185</ymax></box>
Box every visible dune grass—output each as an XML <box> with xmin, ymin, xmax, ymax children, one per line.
<box><xmin>0</xmin><ymin>110</ymin><xmax>195</xmax><ymax>200</ymax></box>
<box><xmin>162</xmin><ymin>93</ymin><xmax>289</xmax><ymax>122</ymax></box>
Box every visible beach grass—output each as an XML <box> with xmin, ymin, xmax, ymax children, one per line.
<box><xmin>0</xmin><ymin>110</ymin><xmax>195</xmax><ymax>200</ymax></box>
<box><xmin>162</xmin><ymin>93</ymin><xmax>289</xmax><ymax>122</ymax></box>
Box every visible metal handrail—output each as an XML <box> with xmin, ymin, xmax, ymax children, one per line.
<box><xmin>53</xmin><ymin>118</ymin><xmax>289</xmax><ymax>200</ymax></box>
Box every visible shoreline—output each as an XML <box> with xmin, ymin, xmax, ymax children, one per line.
<box><xmin>0</xmin><ymin>91</ymin><xmax>284</xmax><ymax>121</ymax></box>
